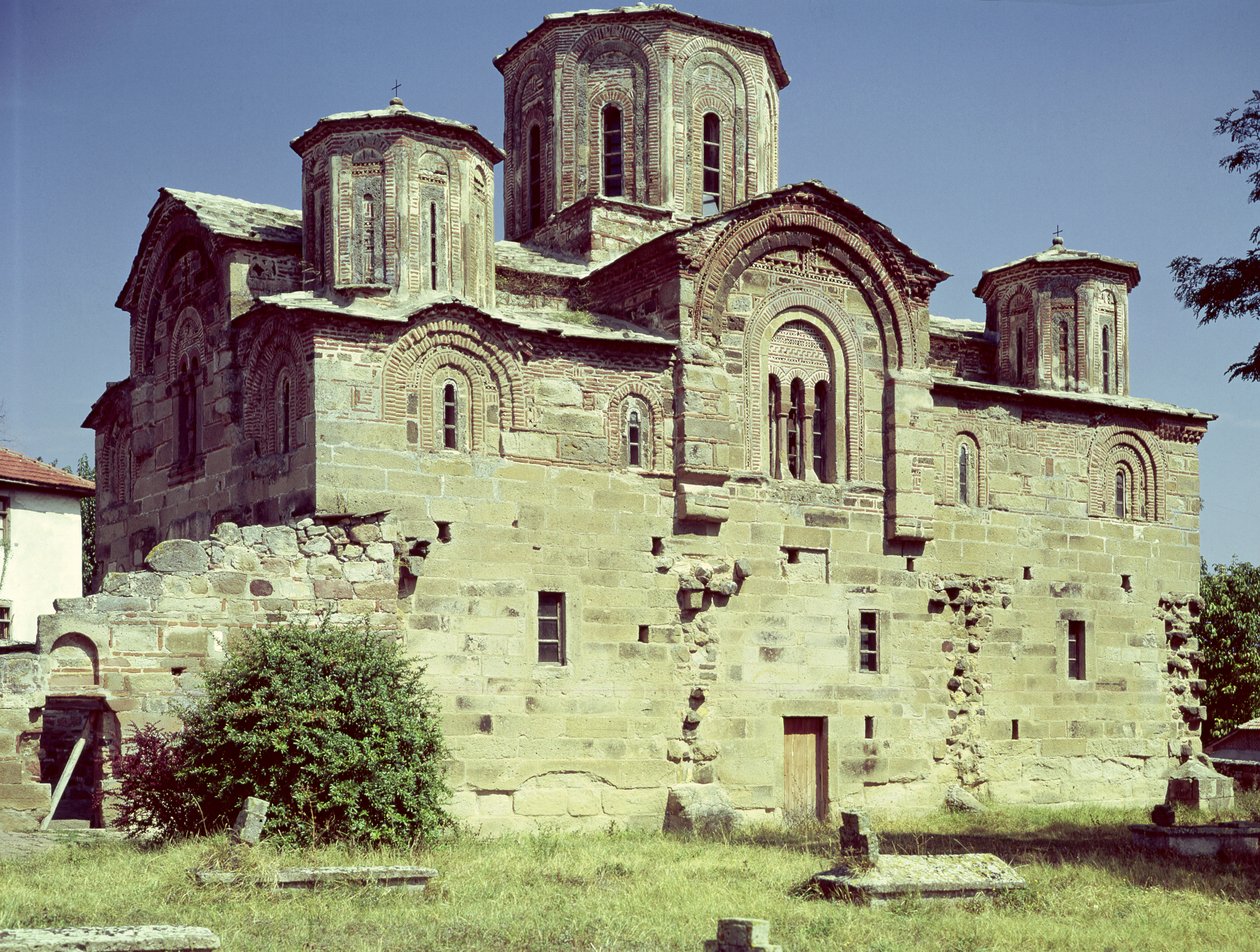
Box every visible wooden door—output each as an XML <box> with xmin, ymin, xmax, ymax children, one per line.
<box><xmin>783</xmin><ymin>717</ymin><xmax>827</xmax><ymax>822</ymax></box>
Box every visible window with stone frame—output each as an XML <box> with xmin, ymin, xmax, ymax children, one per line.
<box><xmin>350</xmin><ymin>150</ymin><xmax>386</xmax><ymax>284</ymax></box>
<box><xmin>275</xmin><ymin>369</ymin><xmax>295</xmax><ymax>455</ymax></box>
<box><xmin>175</xmin><ymin>352</ymin><xmax>200</xmax><ymax>466</ymax></box>
<box><xmin>1006</xmin><ymin>289</ymin><xmax>1032</xmax><ymax>385</ymax></box>
<box><xmin>1114</xmin><ymin>464</ymin><xmax>1132</xmax><ymax>521</ymax></box>
<box><xmin>954</xmin><ymin>432</ymin><xmax>981</xmax><ymax>508</ymax></box>
<box><xmin>537</xmin><ymin>592</ymin><xmax>566</xmax><ymax>664</ymax></box>
<box><xmin>0</xmin><ymin>602</ymin><xmax>11</xmax><ymax>640</ymax></box>
<box><xmin>858</xmin><ymin>610</ymin><xmax>879</xmax><ymax>673</ymax></box>
<box><xmin>602</xmin><ymin>104</ymin><xmax>624</xmax><ymax>198</ymax></box>
<box><xmin>767</xmin><ymin>320</ymin><xmax>835</xmax><ymax>482</ymax></box>
<box><xmin>1101</xmin><ymin>325</ymin><xmax>1113</xmax><ymax>394</ymax></box>
<box><xmin>0</xmin><ymin>495</ymin><xmax>8</xmax><ymax>547</ymax></box>
<box><xmin>441</xmin><ymin>379</ymin><xmax>460</xmax><ymax>451</ymax></box>
<box><xmin>528</xmin><ymin>124</ymin><xmax>543</xmax><ymax>229</ymax></box>
<box><xmin>701</xmin><ymin>112</ymin><xmax>721</xmax><ymax>214</ymax></box>
<box><xmin>1067</xmin><ymin>620</ymin><xmax>1086</xmax><ymax>680</ymax></box>
<box><xmin>1098</xmin><ymin>289</ymin><xmax>1118</xmax><ymax>394</ymax></box>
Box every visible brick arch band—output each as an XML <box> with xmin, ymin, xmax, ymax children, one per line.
<box><xmin>382</xmin><ymin>315</ymin><xmax>525</xmax><ymax>436</ymax></box>
<box><xmin>691</xmin><ymin>204</ymin><xmax>917</xmax><ymax>369</ymax></box>
<box><xmin>742</xmin><ymin>288</ymin><xmax>865</xmax><ymax>481</ymax></box>
<box><xmin>242</xmin><ymin>322</ymin><xmax>310</xmax><ymax>454</ymax></box>
<box><xmin>1087</xmin><ymin>427</ymin><xmax>1166</xmax><ymax>521</ymax></box>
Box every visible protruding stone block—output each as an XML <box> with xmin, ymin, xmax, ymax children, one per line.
<box><xmin>703</xmin><ymin>917</ymin><xmax>780</xmax><ymax>952</ymax></box>
<box><xmin>144</xmin><ymin>540</ymin><xmax>209</xmax><ymax>575</ymax></box>
<box><xmin>229</xmin><ymin>796</ymin><xmax>269</xmax><ymax>845</ymax></box>
<box><xmin>663</xmin><ymin>782</ymin><xmax>737</xmax><ymax>835</ymax></box>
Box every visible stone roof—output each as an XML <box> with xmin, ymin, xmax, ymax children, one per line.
<box><xmin>929</xmin><ymin>315</ymin><xmax>989</xmax><ymax>337</ymax></box>
<box><xmin>932</xmin><ymin>376</ymin><xmax>1215</xmax><ymax>422</ymax></box>
<box><xmin>290</xmin><ymin>99</ymin><xmax>503</xmax><ymax>164</ymax></box>
<box><xmin>259</xmin><ymin>292</ymin><xmax>676</xmax><ymax>346</ymax></box>
<box><xmin>495</xmin><ymin>241</ymin><xmax>595</xmax><ymax>279</ymax></box>
<box><xmin>0</xmin><ymin>448</ymin><xmax>95</xmax><ymax>496</ymax></box>
<box><xmin>495</xmin><ymin>5</ymin><xmax>790</xmax><ymax>89</ymax></box>
<box><xmin>161</xmin><ymin>188</ymin><xmax>302</xmax><ymax>245</ymax></box>
<box><xmin>974</xmin><ymin>236</ymin><xmax>1140</xmax><ymax>298</ymax></box>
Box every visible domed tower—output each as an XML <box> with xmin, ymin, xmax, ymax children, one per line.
<box><xmin>495</xmin><ymin>5</ymin><xmax>789</xmax><ymax>242</ymax></box>
<box><xmin>291</xmin><ymin>98</ymin><xmax>503</xmax><ymax>310</ymax></box>
<box><xmin>974</xmin><ymin>235</ymin><xmax>1139</xmax><ymax>396</ymax></box>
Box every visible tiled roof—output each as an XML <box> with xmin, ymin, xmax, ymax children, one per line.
<box><xmin>162</xmin><ymin>188</ymin><xmax>302</xmax><ymax>245</ymax></box>
<box><xmin>0</xmin><ymin>448</ymin><xmax>95</xmax><ymax>496</ymax></box>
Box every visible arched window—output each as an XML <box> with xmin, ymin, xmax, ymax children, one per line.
<box><xmin>1101</xmin><ymin>325</ymin><xmax>1112</xmax><ymax>394</ymax></box>
<box><xmin>701</xmin><ymin>112</ymin><xmax>721</xmax><ymax>214</ymax></box>
<box><xmin>350</xmin><ymin>150</ymin><xmax>386</xmax><ymax>285</ymax></box>
<box><xmin>787</xmin><ymin>378</ymin><xmax>803</xmax><ymax>479</ymax></box>
<box><xmin>812</xmin><ymin>381</ymin><xmax>829</xmax><ymax>481</ymax></box>
<box><xmin>429</xmin><ymin>202</ymin><xmax>439</xmax><ymax>291</ymax></box>
<box><xmin>768</xmin><ymin>374</ymin><xmax>781</xmax><ymax>478</ymax></box>
<box><xmin>442</xmin><ymin>381</ymin><xmax>458</xmax><ymax>450</ymax></box>
<box><xmin>1114</xmin><ymin>466</ymin><xmax>1128</xmax><ymax>520</ymax></box>
<box><xmin>277</xmin><ymin>374</ymin><xmax>292</xmax><ymax>454</ymax></box>
<box><xmin>602</xmin><ymin>105</ymin><xmax>623</xmax><ymax>198</ymax></box>
<box><xmin>175</xmin><ymin>354</ymin><xmax>199</xmax><ymax>465</ymax></box>
<box><xmin>958</xmin><ymin>441</ymin><xmax>972</xmax><ymax>507</ymax></box>
<box><xmin>626</xmin><ymin>408</ymin><xmax>642</xmax><ymax>467</ymax></box>
<box><xmin>1015</xmin><ymin>327</ymin><xmax>1025</xmax><ymax>384</ymax></box>
<box><xmin>528</xmin><ymin>124</ymin><xmax>543</xmax><ymax>229</ymax></box>
<box><xmin>1057</xmin><ymin>321</ymin><xmax>1070</xmax><ymax>391</ymax></box>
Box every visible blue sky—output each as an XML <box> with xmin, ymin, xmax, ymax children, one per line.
<box><xmin>1</xmin><ymin>0</ymin><xmax>1257</xmax><ymax>564</ymax></box>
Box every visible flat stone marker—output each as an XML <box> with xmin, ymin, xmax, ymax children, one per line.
<box><xmin>228</xmin><ymin>796</ymin><xmax>269</xmax><ymax>846</ymax></box>
<box><xmin>1129</xmin><ymin>821</ymin><xmax>1260</xmax><ymax>858</ymax></box>
<box><xmin>703</xmin><ymin>918</ymin><xmax>781</xmax><ymax>952</ymax></box>
<box><xmin>812</xmin><ymin>853</ymin><xmax>1025</xmax><ymax>904</ymax></box>
<box><xmin>194</xmin><ymin>865</ymin><xmax>437</xmax><ymax>891</ymax></box>
<box><xmin>0</xmin><ymin>926</ymin><xmax>219</xmax><ymax>951</ymax></box>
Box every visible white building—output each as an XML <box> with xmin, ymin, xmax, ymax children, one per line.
<box><xmin>0</xmin><ymin>448</ymin><xmax>94</xmax><ymax>644</ymax></box>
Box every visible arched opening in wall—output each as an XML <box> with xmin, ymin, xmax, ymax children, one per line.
<box><xmin>1115</xmin><ymin>464</ymin><xmax>1131</xmax><ymax>520</ymax></box>
<box><xmin>767</xmin><ymin>374</ymin><xmax>781</xmax><ymax>478</ymax></box>
<box><xmin>812</xmin><ymin>380</ymin><xmax>829</xmax><ymax>481</ymax></box>
<box><xmin>1015</xmin><ymin>327</ymin><xmax>1026</xmax><ymax>384</ymax></box>
<box><xmin>442</xmin><ymin>380</ymin><xmax>459</xmax><ymax>450</ymax></box>
<box><xmin>626</xmin><ymin>407</ymin><xmax>642</xmax><ymax>467</ymax></box>
<box><xmin>1102</xmin><ymin>325</ymin><xmax>1112</xmax><ymax>394</ymax></box>
<box><xmin>175</xmin><ymin>353</ymin><xmax>199</xmax><ymax>465</ymax></box>
<box><xmin>1056</xmin><ymin>320</ymin><xmax>1071</xmax><ymax>391</ymax></box>
<box><xmin>701</xmin><ymin>112</ymin><xmax>721</xmax><ymax>214</ymax></box>
<box><xmin>602</xmin><ymin>105</ymin><xmax>624</xmax><ymax>198</ymax></box>
<box><xmin>49</xmin><ymin>633</ymin><xmax>99</xmax><ymax>691</ymax></box>
<box><xmin>429</xmin><ymin>202</ymin><xmax>439</xmax><ymax>291</ymax></box>
<box><xmin>528</xmin><ymin>124</ymin><xmax>543</xmax><ymax>229</ymax></box>
<box><xmin>350</xmin><ymin>149</ymin><xmax>386</xmax><ymax>285</ymax></box>
<box><xmin>959</xmin><ymin>441</ymin><xmax>973</xmax><ymax>506</ymax></box>
<box><xmin>276</xmin><ymin>371</ymin><xmax>293</xmax><ymax>454</ymax></box>
<box><xmin>766</xmin><ymin>318</ymin><xmax>838</xmax><ymax>483</ymax></box>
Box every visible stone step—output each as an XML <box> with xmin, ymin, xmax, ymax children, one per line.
<box><xmin>193</xmin><ymin>865</ymin><xmax>437</xmax><ymax>891</ymax></box>
<box><xmin>0</xmin><ymin>925</ymin><xmax>219</xmax><ymax>951</ymax></box>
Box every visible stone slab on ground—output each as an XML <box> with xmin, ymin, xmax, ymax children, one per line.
<box><xmin>812</xmin><ymin>853</ymin><xmax>1025</xmax><ymax>904</ymax></box>
<box><xmin>1130</xmin><ymin>822</ymin><xmax>1260</xmax><ymax>858</ymax></box>
<box><xmin>194</xmin><ymin>865</ymin><xmax>437</xmax><ymax>891</ymax></box>
<box><xmin>0</xmin><ymin>926</ymin><xmax>219</xmax><ymax>951</ymax></box>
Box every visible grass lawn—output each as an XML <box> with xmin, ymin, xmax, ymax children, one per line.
<box><xmin>2</xmin><ymin>803</ymin><xmax>1258</xmax><ymax>951</ymax></box>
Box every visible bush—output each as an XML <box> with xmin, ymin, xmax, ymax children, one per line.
<box><xmin>1196</xmin><ymin>558</ymin><xmax>1260</xmax><ymax>739</ymax></box>
<box><xmin>112</xmin><ymin>620</ymin><xmax>451</xmax><ymax>846</ymax></box>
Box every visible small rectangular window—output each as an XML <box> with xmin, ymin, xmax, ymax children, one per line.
<box><xmin>0</xmin><ymin>496</ymin><xmax>8</xmax><ymax>545</ymax></box>
<box><xmin>858</xmin><ymin>610</ymin><xmax>879</xmax><ymax>672</ymax></box>
<box><xmin>538</xmin><ymin>592</ymin><xmax>566</xmax><ymax>664</ymax></box>
<box><xmin>1067</xmin><ymin>620</ymin><xmax>1086</xmax><ymax>681</ymax></box>
<box><xmin>0</xmin><ymin>603</ymin><xmax>11</xmax><ymax>640</ymax></box>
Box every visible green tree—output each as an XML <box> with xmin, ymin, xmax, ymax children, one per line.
<box><xmin>1170</xmin><ymin>90</ymin><xmax>1260</xmax><ymax>380</ymax></box>
<box><xmin>76</xmin><ymin>454</ymin><xmax>96</xmax><ymax>593</ymax></box>
<box><xmin>1194</xmin><ymin>558</ymin><xmax>1260</xmax><ymax>740</ymax></box>
<box><xmin>112</xmin><ymin>619</ymin><xmax>451</xmax><ymax>846</ymax></box>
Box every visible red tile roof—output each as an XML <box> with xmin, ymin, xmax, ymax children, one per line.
<box><xmin>0</xmin><ymin>447</ymin><xmax>95</xmax><ymax>496</ymax></box>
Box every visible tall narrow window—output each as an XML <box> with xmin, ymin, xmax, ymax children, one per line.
<box><xmin>1114</xmin><ymin>467</ymin><xmax>1128</xmax><ymax>520</ymax></box>
<box><xmin>429</xmin><ymin>202</ymin><xmax>438</xmax><ymax>291</ymax></box>
<box><xmin>537</xmin><ymin>592</ymin><xmax>566</xmax><ymax>664</ymax></box>
<box><xmin>958</xmin><ymin>441</ymin><xmax>972</xmax><ymax>507</ymax></box>
<box><xmin>0</xmin><ymin>603</ymin><xmax>11</xmax><ymax>640</ymax></box>
<box><xmin>1067</xmin><ymin>620</ymin><xmax>1086</xmax><ymax>680</ymax></box>
<box><xmin>812</xmin><ymin>381</ymin><xmax>828</xmax><ymax>481</ymax></box>
<box><xmin>787</xmin><ymin>378</ymin><xmax>804</xmax><ymax>479</ymax></box>
<box><xmin>278</xmin><ymin>376</ymin><xmax>292</xmax><ymax>454</ymax></box>
<box><xmin>176</xmin><ymin>355</ymin><xmax>199</xmax><ymax>465</ymax></box>
<box><xmin>0</xmin><ymin>496</ymin><xmax>9</xmax><ymax>547</ymax></box>
<box><xmin>858</xmin><ymin>611</ymin><xmax>879</xmax><ymax>672</ymax></box>
<box><xmin>442</xmin><ymin>382</ymin><xmax>458</xmax><ymax>450</ymax></box>
<box><xmin>768</xmin><ymin>375</ymin><xmax>780</xmax><ymax>477</ymax></box>
<box><xmin>528</xmin><ymin>124</ymin><xmax>543</xmax><ymax>229</ymax></box>
<box><xmin>1015</xmin><ymin>327</ymin><xmax>1025</xmax><ymax>384</ymax></box>
<box><xmin>627</xmin><ymin>408</ymin><xmax>642</xmax><ymax>467</ymax></box>
<box><xmin>1058</xmin><ymin>322</ymin><xmax>1070</xmax><ymax>391</ymax></box>
<box><xmin>1101</xmin><ymin>326</ymin><xmax>1112</xmax><ymax>394</ymax></box>
<box><xmin>702</xmin><ymin>112</ymin><xmax>721</xmax><ymax>214</ymax></box>
<box><xmin>602</xmin><ymin>105</ymin><xmax>623</xmax><ymax>198</ymax></box>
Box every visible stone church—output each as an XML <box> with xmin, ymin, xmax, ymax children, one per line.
<box><xmin>0</xmin><ymin>6</ymin><xmax>1216</xmax><ymax>832</ymax></box>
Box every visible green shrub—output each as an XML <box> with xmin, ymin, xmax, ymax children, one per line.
<box><xmin>113</xmin><ymin>620</ymin><xmax>451</xmax><ymax>846</ymax></box>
